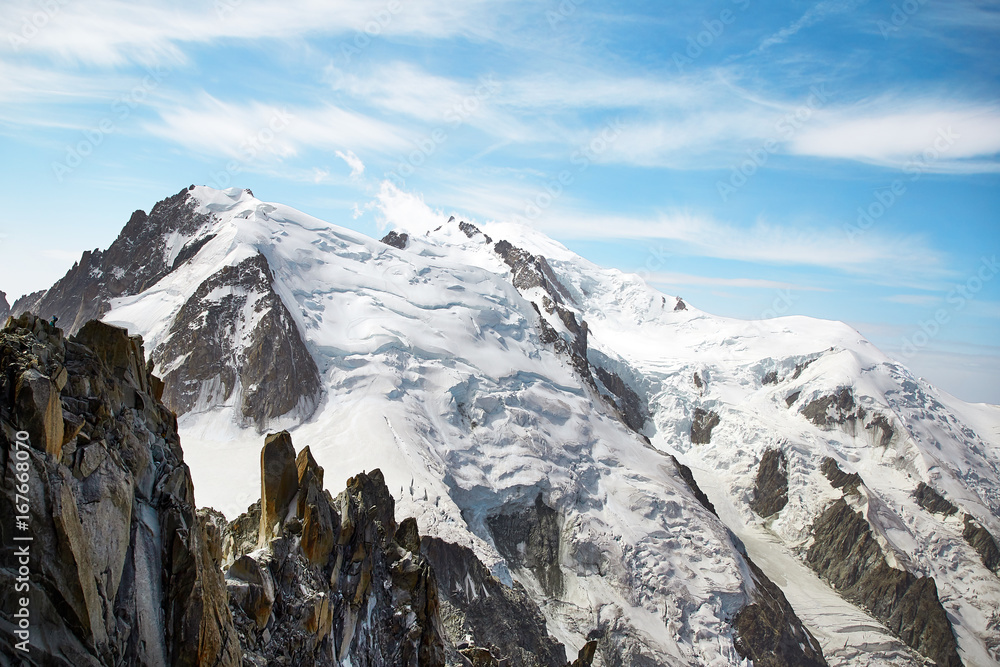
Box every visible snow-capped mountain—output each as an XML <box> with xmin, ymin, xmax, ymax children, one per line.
<box><xmin>15</xmin><ymin>185</ymin><xmax>1000</xmax><ymax>666</ymax></box>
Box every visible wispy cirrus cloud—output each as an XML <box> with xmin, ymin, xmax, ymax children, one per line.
<box><xmin>0</xmin><ymin>0</ymin><xmax>516</xmax><ymax>66</ymax></box>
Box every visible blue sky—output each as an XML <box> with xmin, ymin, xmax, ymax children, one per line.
<box><xmin>1</xmin><ymin>0</ymin><xmax>998</xmax><ymax>402</ymax></box>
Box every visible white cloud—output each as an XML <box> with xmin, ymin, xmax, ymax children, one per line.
<box><xmin>145</xmin><ymin>94</ymin><xmax>410</xmax><ymax>162</ymax></box>
<box><xmin>791</xmin><ymin>107</ymin><xmax>1000</xmax><ymax>169</ymax></box>
<box><xmin>335</xmin><ymin>150</ymin><xmax>365</xmax><ymax>178</ymax></box>
<box><xmin>525</xmin><ymin>210</ymin><xmax>951</xmax><ymax>286</ymax></box>
<box><xmin>370</xmin><ymin>181</ymin><xmax>444</xmax><ymax>234</ymax></box>
<box><xmin>0</xmin><ymin>0</ymin><xmax>512</xmax><ymax>66</ymax></box>
<box><xmin>647</xmin><ymin>272</ymin><xmax>832</xmax><ymax>292</ymax></box>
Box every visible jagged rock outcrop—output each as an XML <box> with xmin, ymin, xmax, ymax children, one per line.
<box><xmin>670</xmin><ymin>455</ymin><xmax>826</xmax><ymax>666</ymax></box>
<box><xmin>674</xmin><ymin>297</ymin><xmax>687</xmax><ymax>311</ymax></box>
<box><xmin>671</xmin><ymin>455</ymin><xmax>718</xmax><ymax>516</ymax></box>
<box><xmin>807</xmin><ymin>498</ymin><xmax>961</xmax><ymax>666</ymax></box>
<box><xmin>914</xmin><ymin>482</ymin><xmax>958</xmax><ymax>516</ymax></box>
<box><xmin>458</xmin><ymin>220</ymin><xmax>492</xmax><ymax>243</ymax></box>
<box><xmin>421</xmin><ymin>536</ymin><xmax>568</xmax><ymax>667</ymax></box>
<box><xmin>223</xmin><ymin>434</ymin><xmax>445</xmax><ymax>666</ymax></box>
<box><xmin>801</xmin><ymin>388</ymin><xmax>857</xmax><ymax>428</ymax></box>
<box><xmin>749</xmin><ymin>448</ymin><xmax>789</xmax><ymax>517</ymax></box>
<box><xmin>963</xmin><ymin>514</ymin><xmax>1000</xmax><ymax>575</ymax></box>
<box><xmin>821</xmin><ymin>457</ymin><xmax>862</xmax><ymax>496</ymax></box>
<box><xmin>487</xmin><ymin>494</ymin><xmax>564</xmax><ymax>598</ymax></box>
<box><xmin>690</xmin><ymin>407</ymin><xmax>720</xmax><ymax>444</ymax></box>
<box><xmin>13</xmin><ymin>187</ymin><xmax>322</xmax><ymax>430</ymax></box>
<box><xmin>0</xmin><ymin>313</ymin><xmax>241</xmax><ymax>666</ymax></box>
<box><xmin>594</xmin><ymin>366</ymin><xmax>648</xmax><ymax>434</ymax></box>
<box><xmin>733</xmin><ymin>559</ymin><xmax>827</xmax><ymax>667</ymax></box>
<box><xmin>152</xmin><ymin>252</ymin><xmax>321</xmax><ymax>430</ymax></box>
<box><xmin>12</xmin><ymin>187</ymin><xmax>211</xmax><ymax>334</ymax></box>
<box><xmin>0</xmin><ymin>290</ymin><xmax>10</xmax><ymax>323</ymax></box>
<box><xmin>762</xmin><ymin>370</ymin><xmax>779</xmax><ymax>385</ymax></box>
<box><xmin>380</xmin><ymin>230</ymin><xmax>409</xmax><ymax>249</ymax></box>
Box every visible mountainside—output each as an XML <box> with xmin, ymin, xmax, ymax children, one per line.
<box><xmin>12</xmin><ymin>185</ymin><xmax>1000</xmax><ymax>666</ymax></box>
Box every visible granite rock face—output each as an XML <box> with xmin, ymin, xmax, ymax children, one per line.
<box><xmin>0</xmin><ymin>291</ymin><xmax>9</xmax><ymax>323</ymax></box>
<box><xmin>421</xmin><ymin>536</ymin><xmax>569</xmax><ymax>667</ymax></box>
<box><xmin>152</xmin><ymin>252</ymin><xmax>321</xmax><ymax>430</ymax></box>
<box><xmin>914</xmin><ymin>482</ymin><xmax>959</xmax><ymax>516</ymax></box>
<box><xmin>690</xmin><ymin>407</ymin><xmax>721</xmax><ymax>445</ymax></box>
<box><xmin>749</xmin><ymin>449</ymin><xmax>789</xmax><ymax>518</ymax></box>
<box><xmin>13</xmin><ymin>187</ymin><xmax>322</xmax><ymax>431</ymax></box>
<box><xmin>222</xmin><ymin>433</ymin><xmax>446</xmax><ymax>667</ymax></box>
<box><xmin>487</xmin><ymin>494</ymin><xmax>564</xmax><ymax>599</ymax></box>
<box><xmin>0</xmin><ymin>313</ymin><xmax>241</xmax><ymax>666</ymax></box>
<box><xmin>963</xmin><ymin>514</ymin><xmax>1000</xmax><ymax>575</ymax></box>
<box><xmin>12</xmin><ymin>189</ymin><xmax>211</xmax><ymax>333</ymax></box>
<box><xmin>807</xmin><ymin>497</ymin><xmax>961</xmax><ymax>667</ymax></box>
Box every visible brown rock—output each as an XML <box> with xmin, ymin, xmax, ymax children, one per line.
<box><xmin>15</xmin><ymin>368</ymin><xmax>64</xmax><ymax>458</ymax></box>
<box><xmin>259</xmin><ymin>430</ymin><xmax>298</xmax><ymax>544</ymax></box>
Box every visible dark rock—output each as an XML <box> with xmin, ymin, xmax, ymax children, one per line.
<box><xmin>693</xmin><ymin>372</ymin><xmax>704</xmax><ymax>392</ymax></box>
<box><xmin>0</xmin><ymin>289</ymin><xmax>9</xmax><ymax>323</ymax></box>
<box><xmin>15</xmin><ymin>188</ymin><xmax>321</xmax><ymax>431</ymax></box>
<box><xmin>821</xmin><ymin>458</ymin><xmax>862</xmax><ymax>496</ymax></box>
<box><xmin>395</xmin><ymin>517</ymin><xmax>422</xmax><ymax>554</ymax></box>
<box><xmin>380</xmin><ymin>230</ymin><xmax>409</xmax><ymax>249</ymax></box>
<box><xmin>963</xmin><ymin>514</ymin><xmax>1000</xmax><ymax>575</ymax></box>
<box><xmin>674</xmin><ymin>297</ymin><xmax>687</xmax><ymax>311</ymax></box>
<box><xmin>749</xmin><ymin>449</ymin><xmax>789</xmax><ymax>517</ymax></box>
<box><xmin>762</xmin><ymin>370</ymin><xmax>779</xmax><ymax>385</ymax></box>
<box><xmin>13</xmin><ymin>188</ymin><xmax>212</xmax><ymax>333</ymax></box>
<box><xmin>259</xmin><ymin>430</ymin><xmax>299</xmax><ymax>544</ymax></box>
<box><xmin>784</xmin><ymin>391</ymin><xmax>800</xmax><ymax>408</ymax></box>
<box><xmin>487</xmin><ymin>494</ymin><xmax>563</xmax><ymax>598</ymax></box>
<box><xmin>572</xmin><ymin>640</ymin><xmax>598</xmax><ymax>667</ymax></box>
<box><xmin>734</xmin><ymin>558</ymin><xmax>827</xmax><ymax>667</ymax></box>
<box><xmin>690</xmin><ymin>407</ymin><xmax>721</xmax><ymax>444</ymax></box>
<box><xmin>791</xmin><ymin>358</ymin><xmax>817</xmax><ymax>380</ymax></box>
<box><xmin>670</xmin><ymin>455</ymin><xmax>717</xmax><ymax>517</ymax></box>
<box><xmin>171</xmin><ymin>232</ymin><xmax>217</xmax><ymax>270</ymax></box>
<box><xmin>866</xmin><ymin>412</ymin><xmax>895</xmax><ymax>447</ymax></box>
<box><xmin>421</xmin><ymin>536</ymin><xmax>568</xmax><ymax>667</ymax></box>
<box><xmin>458</xmin><ymin>221</ymin><xmax>492</xmax><ymax>243</ymax></box>
<box><xmin>595</xmin><ymin>366</ymin><xmax>648</xmax><ymax>433</ymax></box>
<box><xmin>914</xmin><ymin>482</ymin><xmax>958</xmax><ymax>516</ymax></box>
<box><xmin>0</xmin><ymin>314</ymin><xmax>241</xmax><ymax>666</ymax></box>
<box><xmin>153</xmin><ymin>252</ymin><xmax>321</xmax><ymax>430</ymax></box>
<box><xmin>801</xmin><ymin>388</ymin><xmax>857</xmax><ymax>428</ymax></box>
<box><xmin>225</xmin><ymin>451</ymin><xmax>445</xmax><ymax>666</ymax></box>
<box><xmin>807</xmin><ymin>499</ymin><xmax>961</xmax><ymax>667</ymax></box>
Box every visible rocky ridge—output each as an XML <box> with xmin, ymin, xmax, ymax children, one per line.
<box><xmin>0</xmin><ymin>313</ymin><xmax>241</xmax><ymax>666</ymax></box>
<box><xmin>12</xmin><ymin>187</ymin><xmax>322</xmax><ymax>431</ymax></box>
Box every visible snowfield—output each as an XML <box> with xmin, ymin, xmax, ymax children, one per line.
<box><xmin>102</xmin><ymin>186</ymin><xmax>1000</xmax><ymax>666</ymax></box>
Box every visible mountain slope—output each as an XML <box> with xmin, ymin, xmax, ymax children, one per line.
<box><xmin>21</xmin><ymin>185</ymin><xmax>1000</xmax><ymax>666</ymax></box>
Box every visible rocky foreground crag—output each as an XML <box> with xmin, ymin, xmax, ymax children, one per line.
<box><xmin>0</xmin><ymin>314</ymin><xmax>606</xmax><ymax>665</ymax></box>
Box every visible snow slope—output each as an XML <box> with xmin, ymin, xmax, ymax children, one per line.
<box><xmin>101</xmin><ymin>186</ymin><xmax>1000</xmax><ymax>666</ymax></box>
